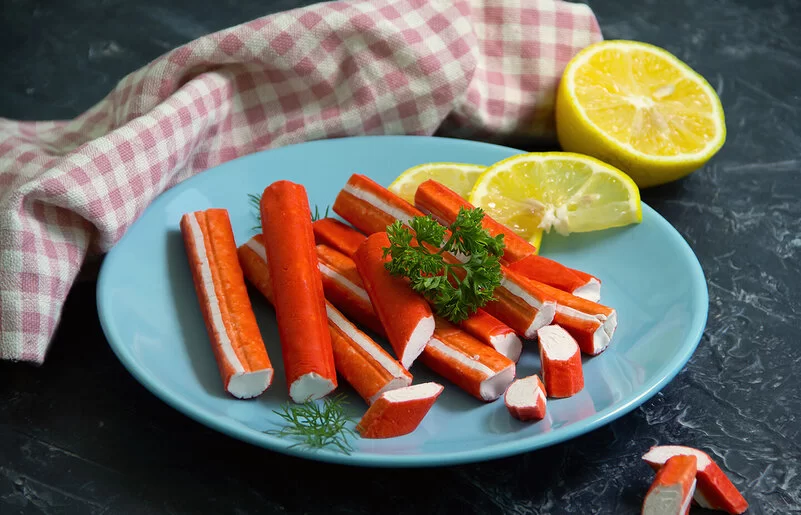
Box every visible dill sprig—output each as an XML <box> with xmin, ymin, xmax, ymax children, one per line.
<box><xmin>264</xmin><ymin>394</ymin><xmax>357</xmax><ymax>455</ymax></box>
<box><xmin>247</xmin><ymin>192</ymin><xmax>329</xmax><ymax>230</ymax></box>
<box><xmin>383</xmin><ymin>207</ymin><xmax>505</xmax><ymax>323</ymax></box>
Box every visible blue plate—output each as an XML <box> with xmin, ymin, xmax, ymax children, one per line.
<box><xmin>97</xmin><ymin>135</ymin><xmax>708</xmax><ymax>467</ymax></box>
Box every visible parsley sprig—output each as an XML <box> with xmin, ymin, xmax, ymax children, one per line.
<box><xmin>382</xmin><ymin>208</ymin><xmax>505</xmax><ymax>323</ymax></box>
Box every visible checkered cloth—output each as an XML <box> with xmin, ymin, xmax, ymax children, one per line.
<box><xmin>0</xmin><ymin>0</ymin><xmax>601</xmax><ymax>363</ymax></box>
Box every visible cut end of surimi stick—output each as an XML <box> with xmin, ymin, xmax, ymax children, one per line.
<box><xmin>537</xmin><ymin>324</ymin><xmax>584</xmax><ymax>398</ymax></box>
<box><xmin>643</xmin><ymin>445</ymin><xmax>749</xmax><ymax>514</ymax></box>
<box><xmin>289</xmin><ymin>372</ymin><xmax>337</xmax><ymax>404</ymax></box>
<box><xmin>642</xmin><ymin>455</ymin><xmax>697</xmax><ymax>515</ymax></box>
<box><xmin>587</xmin><ymin>309</ymin><xmax>618</xmax><ymax>355</ymax></box>
<box><xmin>504</xmin><ymin>375</ymin><xmax>547</xmax><ymax>422</ymax></box>
<box><xmin>527</xmin><ymin>300</ymin><xmax>557</xmax><ymax>338</ymax></box>
<box><xmin>227</xmin><ymin>370</ymin><xmax>274</xmax><ymax>399</ymax></box>
<box><xmin>572</xmin><ymin>278</ymin><xmax>601</xmax><ymax>303</ymax></box>
<box><xmin>490</xmin><ymin>332</ymin><xmax>523</xmax><ymax>363</ymax></box>
<box><xmin>356</xmin><ymin>382</ymin><xmax>444</xmax><ymax>439</ymax></box>
<box><xmin>401</xmin><ymin>315</ymin><xmax>435</xmax><ymax>369</ymax></box>
<box><xmin>480</xmin><ymin>364</ymin><xmax>517</xmax><ymax>401</ymax></box>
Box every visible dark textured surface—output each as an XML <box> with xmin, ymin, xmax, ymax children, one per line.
<box><xmin>2</xmin><ymin>0</ymin><xmax>800</xmax><ymax>513</ymax></box>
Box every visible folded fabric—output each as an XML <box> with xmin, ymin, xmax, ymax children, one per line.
<box><xmin>0</xmin><ymin>0</ymin><xmax>602</xmax><ymax>364</ymax></box>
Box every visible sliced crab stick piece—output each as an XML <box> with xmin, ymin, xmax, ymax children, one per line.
<box><xmin>180</xmin><ymin>209</ymin><xmax>273</xmax><ymax>399</ymax></box>
<box><xmin>459</xmin><ymin>309</ymin><xmax>523</xmax><ymax>362</ymax></box>
<box><xmin>353</xmin><ymin>232</ymin><xmax>434</xmax><ymax>369</ymax></box>
<box><xmin>642</xmin><ymin>455</ymin><xmax>698</xmax><ymax>515</ymax></box>
<box><xmin>316</xmin><ymin>244</ymin><xmax>386</xmax><ymax>338</ymax></box>
<box><xmin>532</xmin><ymin>280</ymin><xmax>617</xmax><ymax>355</ymax></box>
<box><xmin>260</xmin><ymin>181</ymin><xmax>337</xmax><ymax>403</ymax></box>
<box><xmin>356</xmin><ymin>382</ymin><xmax>444</xmax><ymax>439</ymax></box>
<box><xmin>333</xmin><ymin>173</ymin><xmax>423</xmax><ymax>235</ymax></box>
<box><xmin>481</xmin><ymin>266</ymin><xmax>557</xmax><ymax>339</ymax></box>
<box><xmin>504</xmin><ymin>374</ymin><xmax>547</xmax><ymax>421</ymax></box>
<box><xmin>537</xmin><ymin>324</ymin><xmax>584</xmax><ymax>398</ymax></box>
<box><xmin>238</xmin><ymin>236</ymin><xmax>411</xmax><ymax>405</ymax></box>
<box><xmin>312</xmin><ymin>217</ymin><xmax>366</xmax><ymax>258</ymax></box>
<box><xmin>414</xmin><ymin>179</ymin><xmax>602</xmax><ymax>301</ymax></box>
<box><xmin>420</xmin><ymin>317</ymin><xmax>516</xmax><ymax>401</ymax></box>
<box><xmin>643</xmin><ymin>445</ymin><xmax>749</xmax><ymax>514</ymax></box>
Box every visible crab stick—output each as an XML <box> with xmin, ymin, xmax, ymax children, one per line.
<box><xmin>504</xmin><ymin>374</ymin><xmax>547</xmax><ymax>421</ymax></box>
<box><xmin>356</xmin><ymin>382</ymin><xmax>444</xmax><ymax>439</ymax></box>
<box><xmin>537</xmin><ymin>324</ymin><xmax>584</xmax><ymax>398</ymax></box>
<box><xmin>643</xmin><ymin>445</ymin><xmax>749</xmax><ymax>514</ymax></box>
<box><xmin>237</xmin><ymin>236</ymin><xmax>411</xmax><ymax>405</ymax></box>
<box><xmin>482</xmin><ymin>266</ymin><xmax>557</xmax><ymax>339</ymax></box>
<box><xmin>414</xmin><ymin>179</ymin><xmax>602</xmax><ymax>301</ymax></box>
<box><xmin>260</xmin><ymin>181</ymin><xmax>337</xmax><ymax>403</ymax></box>
<box><xmin>420</xmin><ymin>317</ymin><xmax>516</xmax><ymax>401</ymax></box>
<box><xmin>642</xmin><ymin>455</ymin><xmax>698</xmax><ymax>515</ymax></box>
<box><xmin>316</xmin><ymin>244</ymin><xmax>386</xmax><ymax>338</ymax></box>
<box><xmin>459</xmin><ymin>309</ymin><xmax>523</xmax><ymax>362</ymax></box>
<box><xmin>353</xmin><ymin>232</ymin><xmax>435</xmax><ymax>369</ymax></box>
<box><xmin>312</xmin><ymin>217</ymin><xmax>366</xmax><ymax>258</ymax></box>
<box><xmin>180</xmin><ymin>209</ymin><xmax>273</xmax><ymax>399</ymax></box>
<box><xmin>531</xmin><ymin>280</ymin><xmax>617</xmax><ymax>355</ymax></box>
<box><xmin>333</xmin><ymin>173</ymin><xmax>423</xmax><ymax>235</ymax></box>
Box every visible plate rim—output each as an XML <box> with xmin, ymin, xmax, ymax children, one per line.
<box><xmin>96</xmin><ymin>135</ymin><xmax>709</xmax><ymax>468</ymax></box>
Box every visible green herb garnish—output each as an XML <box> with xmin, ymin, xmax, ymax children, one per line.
<box><xmin>265</xmin><ymin>394</ymin><xmax>357</xmax><ymax>455</ymax></box>
<box><xmin>247</xmin><ymin>192</ymin><xmax>329</xmax><ymax>230</ymax></box>
<box><xmin>382</xmin><ymin>207</ymin><xmax>505</xmax><ymax>323</ymax></box>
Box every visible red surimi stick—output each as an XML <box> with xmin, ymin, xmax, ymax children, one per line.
<box><xmin>237</xmin><ymin>235</ymin><xmax>412</xmax><ymax>405</ymax></box>
<box><xmin>355</xmin><ymin>382</ymin><xmax>444</xmax><ymax>439</ymax></box>
<box><xmin>312</xmin><ymin>217</ymin><xmax>366</xmax><ymax>258</ymax></box>
<box><xmin>643</xmin><ymin>445</ymin><xmax>749</xmax><ymax>514</ymax></box>
<box><xmin>260</xmin><ymin>181</ymin><xmax>337</xmax><ymax>403</ymax></box>
<box><xmin>459</xmin><ymin>309</ymin><xmax>523</xmax><ymax>362</ymax></box>
<box><xmin>537</xmin><ymin>324</ymin><xmax>584</xmax><ymax>398</ymax></box>
<box><xmin>316</xmin><ymin>244</ymin><xmax>386</xmax><ymax>338</ymax></box>
<box><xmin>353</xmin><ymin>232</ymin><xmax>435</xmax><ymax>369</ymax></box>
<box><xmin>180</xmin><ymin>209</ymin><xmax>274</xmax><ymax>399</ymax></box>
<box><xmin>482</xmin><ymin>265</ymin><xmax>557</xmax><ymax>339</ymax></box>
<box><xmin>642</xmin><ymin>455</ymin><xmax>698</xmax><ymax>515</ymax></box>
<box><xmin>414</xmin><ymin>179</ymin><xmax>602</xmax><ymax>301</ymax></box>
<box><xmin>504</xmin><ymin>374</ymin><xmax>547</xmax><ymax>421</ymax></box>
<box><xmin>420</xmin><ymin>317</ymin><xmax>516</xmax><ymax>402</ymax></box>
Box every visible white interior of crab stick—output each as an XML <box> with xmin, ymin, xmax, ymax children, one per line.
<box><xmin>642</xmin><ymin>479</ymin><xmax>697</xmax><ymax>515</ymax></box>
<box><xmin>341</xmin><ymin>182</ymin><xmax>416</xmax><ymax>226</ymax></box>
<box><xmin>505</xmin><ymin>376</ymin><xmax>546</xmax><ymax>409</ymax></box>
<box><xmin>501</xmin><ymin>277</ymin><xmax>557</xmax><ymax>337</ymax></box>
<box><xmin>491</xmin><ymin>333</ymin><xmax>523</xmax><ymax>362</ymax></box>
<box><xmin>572</xmin><ymin>278</ymin><xmax>601</xmax><ymax>303</ymax></box>
<box><xmin>642</xmin><ymin>446</ymin><xmax>715</xmax><ymax>509</ymax></box>
<box><xmin>289</xmin><ymin>373</ymin><xmax>337</xmax><ymax>403</ymax></box>
<box><xmin>556</xmin><ymin>304</ymin><xmax>618</xmax><ymax>354</ymax></box>
<box><xmin>227</xmin><ymin>371</ymin><xmax>273</xmax><ymax>399</ymax></box>
<box><xmin>401</xmin><ymin>315</ymin><xmax>435</xmax><ymax>369</ymax></box>
<box><xmin>382</xmin><ymin>381</ymin><xmax>443</xmax><ymax>402</ymax></box>
<box><xmin>427</xmin><ymin>338</ymin><xmax>515</xmax><ymax>400</ymax></box>
<box><xmin>539</xmin><ymin>324</ymin><xmax>579</xmax><ymax>360</ymax></box>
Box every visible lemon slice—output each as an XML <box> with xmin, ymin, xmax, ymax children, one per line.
<box><xmin>389</xmin><ymin>162</ymin><xmax>488</xmax><ymax>204</ymax></box>
<box><xmin>469</xmin><ymin>152</ymin><xmax>642</xmax><ymax>237</ymax></box>
<box><xmin>556</xmin><ymin>40</ymin><xmax>726</xmax><ymax>188</ymax></box>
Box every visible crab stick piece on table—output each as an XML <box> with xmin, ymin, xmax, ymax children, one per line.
<box><xmin>353</xmin><ymin>232</ymin><xmax>434</xmax><ymax>369</ymax></box>
<box><xmin>643</xmin><ymin>445</ymin><xmax>749</xmax><ymax>514</ymax></box>
<box><xmin>420</xmin><ymin>317</ymin><xmax>516</xmax><ymax>402</ymax></box>
<box><xmin>414</xmin><ymin>179</ymin><xmax>602</xmax><ymax>301</ymax></box>
<box><xmin>312</xmin><ymin>217</ymin><xmax>366</xmax><ymax>258</ymax></box>
<box><xmin>504</xmin><ymin>374</ymin><xmax>547</xmax><ymax>421</ymax></box>
<box><xmin>356</xmin><ymin>382</ymin><xmax>444</xmax><ymax>439</ymax></box>
<box><xmin>641</xmin><ymin>455</ymin><xmax>698</xmax><ymax>515</ymax></box>
<box><xmin>333</xmin><ymin>173</ymin><xmax>423</xmax><ymax>235</ymax></box>
<box><xmin>260</xmin><ymin>181</ymin><xmax>337</xmax><ymax>403</ymax></box>
<box><xmin>237</xmin><ymin>236</ymin><xmax>412</xmax><ymax>405</ymax></box>
<box><xmin>180</xmin><ymin>209</ymin><xmax>274</xmax><ymax>399</ymax></box>
<box><xmin>537</xmin><ymin>324</ymin><xmax>584</xmax><ymax>398</ymax></box>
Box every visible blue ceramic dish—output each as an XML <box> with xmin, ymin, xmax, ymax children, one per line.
<box><xmin>97</xmin><ymin>135</ymin><xmax>708</xmax><ymax>467</ymax></box>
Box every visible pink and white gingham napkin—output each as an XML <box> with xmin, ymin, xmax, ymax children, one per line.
<box><xmin>0</xmin><ymin>0</ymin><xmax>602</xmax><ymax>364</ymax></box>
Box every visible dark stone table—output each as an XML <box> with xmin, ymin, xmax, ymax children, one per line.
<box><xmin>2</xmin><ymin>0</ymin><xmax>799</xmax><ymax>513</ymax></box>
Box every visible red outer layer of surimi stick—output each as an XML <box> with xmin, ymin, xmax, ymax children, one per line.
<box><xmin>237</xmin><ymin>236</ymin><xmax>412</xmax><ymax>405</ymax></box>
<box><xmin>260</xmin><ymin>181</ymin><xmax>337</xmax><ymax>403</ymax></box>
<box><xmin>526</xmin><ymin>279</ymin><xmax>617</xmax><ymax>355</ymax></box>
<box><xmin>459</xmin><ymin>309</ymin><xmax>523</xmax><ymax>362</ymax></box>
<box><xmin>312</xmin><ymin>218</ymin><xmax>366</xmax><ymax>258</ymax></box>
<box><xmin>180</xmin><ymin>209</ymin><xmax>273</xmax><ymax>399</ymax></box>
<box><xmin>642</xmin><ymin>445</ymin><xmax>749</xmax><ymax>514</ymax></box>
<box><xmin>537</xmin><ymin>324</ymin><xmax>584</xmax><ymax>398</ymax></box>
<box><xmin>316</xmin><ymin>244</ymin><xmax>386</xmax><ymax>338</ymax></box>
<box><xmin>414</xmin><ymin>179</ymin><xmax>602</xmax><ymax>301</ymax></box>
<box><xmin>642</xmin><ymin>455</ymin><xmax>698</xmax><ymax>515</ymax></box>
<box><xmin>353</xmin><ymin>232</ymin><xmax>435</xmax><ymax>369</ymax></box>
<box><xmin>356</xmin><ymin>382</ymin><xmax>444</xmax><ymax>439</ymax></box>
<box><xmin>420</xmin><ymin>317</ymin><xmax>516</xmax><ymax>401</ymax></box>
<box><xmin>333</xmin><ymin>174</ymin><xmax>423</xmax><ymax>235</ymax></box>
<box><xmin>482</xmin><ymin>266</ymin><xmax>557</xmax><ymax>339</ymax></box>
<box><xmin>504</xmin><ymin>374</ymin><xmax>547</xmax><ymax>421</ymax></box>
